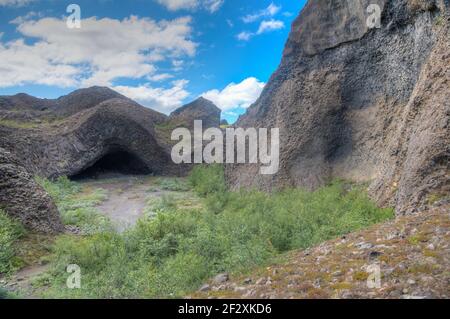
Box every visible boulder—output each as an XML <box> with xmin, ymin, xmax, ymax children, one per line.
<box><xmin>0</xmin><ymin>147</ymin><xmax>63</xmax><ymax>233</ymax></box>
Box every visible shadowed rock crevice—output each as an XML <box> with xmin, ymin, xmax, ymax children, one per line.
<box><xmin>70</xmin><ymin>148</ymin><xmax>152</xmax><ymax>180</ymax></box>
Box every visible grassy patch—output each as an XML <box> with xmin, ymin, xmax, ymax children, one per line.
<box><xmin>0</xmin><ymin>210</ymin><xmax>25</xmax><ymax>276</ymax></box>
<box><xmin>0</xmin><ymin>287</ymin><xmax>18</xmax><ymax>299</ymax></box>
<box><xmin>36</xmin><ymin>176</ymin><xmax>112</xmax><ymax>234</ymax></box>
<box><xmin>0</xmin><ymin>119</ymin><xmax>41</xmax><ymax>129</ymax></box>
<box><xmin>154</xmin><ymin>121</ymin><xmax>181</xmax><ymax>145</ymax></box>
<box><xmin>0</xmin><ymin>118</ymin><xmax>63</xmax><ymax>130</ymax></box>
<box><xmin>39</xmin><ymin>165</ymin><xmax>393</xmax><ymax>298</ymax></box>
<box><xmin>154</xmin><ymin>177</ymin><xmax>190</xmax><ymax>192</ymax></box>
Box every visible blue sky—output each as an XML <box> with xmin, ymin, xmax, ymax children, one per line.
<box><xmin>0</xmin><ymin>0</ymin><xmax>306</xmax><ymax>122</ymax></box>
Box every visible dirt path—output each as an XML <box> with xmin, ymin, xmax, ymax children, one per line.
<box><xmin>1</xmin><ymin>264</ymin><xmax>50</xmax><ymax>298</ymax></box>
<box><xmin>79</xmin><ymin>175</ymin><xmax>162</xmax><ymax>232</ymax></box>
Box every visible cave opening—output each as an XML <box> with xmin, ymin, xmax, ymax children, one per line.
<box><xmin>70</xmin><ymin>149</ymin><xmax>152</xmax><ymax>180</ymax></box>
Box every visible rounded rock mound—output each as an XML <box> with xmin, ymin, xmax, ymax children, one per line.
<box><xmin>0</xmin><ymin>147</ymin><xmax>63</xmax><ymax>233</ymax></box>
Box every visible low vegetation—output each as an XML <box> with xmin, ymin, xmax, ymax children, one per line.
<box><xmin>33</xmin><ymin>165</ymin><xmax>393</xmax><ymax>298</ymax></box>
<box><xmin>153</xmin><ymin>177</ymin><xmax>190</xmax><ymax>192</ymax></box>
<box><xmin>0</xmin><ymin>210</ymin><xmax>25</xmax><ymax>276</ymax></box>
<box><xmin>36</xmin><ymin>177</ymin><xmax>112</xmax><ymax>234</ymax></box>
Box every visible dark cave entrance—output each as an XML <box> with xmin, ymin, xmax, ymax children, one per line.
<box><xmin>70</xmin><ymin>150</ymin><xmax>152</xmax><ymax>180</ymax></box>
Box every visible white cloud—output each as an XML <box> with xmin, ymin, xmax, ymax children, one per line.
<box><xmin>147</xmin><ymin>73</ymin><xmax>174</xmax><ymax>82</ymax></box>
<box><xmin>236</xmin><ymin>19</ymin><xmax>284</xmax><ymax>41</ymax></box>
<box><xmin>114</xmin><ymin>80</ymin><xmax>190</xmax><ymax>114</ymax></box>
<box><xmin>0</xmin><ymin>0</ymin><xmax>35</xmax><ymax>7</ymax></box>
<box><xmin>236</xmin><ymin>31</ymin><xmax>253</xmax><ymax>41</ymax></box>
<box><xmin>172</xmin><ymin>59</ymin><xmax>184</xmax><ymax>71</ymax></box>
<box><xmin>201</xmin><ymin>77</ymin><xmax>265</xmax><ymax>111</ymax></box>
<box><xmin>156</xmin><ymin>0</ymin><xmax>224</xmax><ymax>13</ymax></box>
<box><xmin>0</xmin><ymin>15</ymin><xmax>196</xmax><ymax>88</ymax></box>
<box><xmin>242</xmin><ymin>2</ymin><xmax>281</xmax><ymax>23</ymax></box>
<box><xmin>257</xmin><ymin>19</ymin><xmax>284</xmax><ymax>34</ymax></box>
<box><xmin>9</xmin><ymin>11</ymin><xmax>42</xmax><ymax>24</ymax></box>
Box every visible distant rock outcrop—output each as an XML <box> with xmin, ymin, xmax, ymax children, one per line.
<box><xmin>227</xmin><ymin>0</ymin><xmax>449</xmax><ymax>214</ymax></box>
<box><xmin>169</xmin><ymin>97</ymin><xmax>221</xmax><ymax>129</ymax></box>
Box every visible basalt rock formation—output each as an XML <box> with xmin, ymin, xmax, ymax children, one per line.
<box><xmin>169</xmin><ymin>97</ymin><xmax>221</xmax><ymax>129</ymax></box>
<box><xmin>0</xmin><ymin>147</ymin><xmax>63</xmax><ymax>233</ymax></box>
<box><xmin>0</xmin><ymin>88</ymin><xmax>220</xmax><ymax>232</ymax></box>
<box><xmin>0</xmin><ymin>89</ymin><xmax>172</xmax><ymax>179</ymax></box>
<box><xmin>227</xmin><ymin>0</ymin><xmax>450</xmax><ymax>214</ymax></box>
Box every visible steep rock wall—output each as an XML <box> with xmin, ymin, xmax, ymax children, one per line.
<box><xmin>227</xmin><ymin>0</ymin><xmax>449</xmax><ymax>213</ymax></box>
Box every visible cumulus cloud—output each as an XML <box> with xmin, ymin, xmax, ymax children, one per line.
<box><xmin>147</xmin><ymin>73</ymin><xmax>174</xmax><ymax>82</ymax></box>
<box><xmin>201</xmin><ymin>77</ymin><xmax>265</xmax><ymax>111</ymax></box>
<box><xmin>114</xmin><ymin>80</ymin><xmax>190</xmax><ymax>114</ymax></box>
<box><xmin>236</xmin><ymin>31</ymin><xmax>252</xmax><ymax>41</ymax></box>
<box><xmin>0</xmin><ymin>0</ymin><xmax>35</xmax><ymax>7</ymax></box>
<box><xmin>237</xmin><ymin>3</ymin><xmax>284</xmax><ymax>41</ymax></box>
<box><xmin>172</xmin><ymin>59</ymin><xmax>184</xmax><ymax>71</ymax></box>
<box><xmin>242</xmin><ymin>2</ymin><xmax>281</xmax><ymax>23</ymax></box>
<box><xmin>236</xmin><ymin>19</ymin><xmax>284</xmax><ymax>41</ymax></box>
<box><xmin>0</xmin><ymin>15</ymin><xmax>196</xmax><ymax>88</ymax></box>
<box><xmin>156</xmin><ymin>0</ymin><xmax>224</xmax><ymax>13</ymax></box>
<box><xmin>257</xmin><ymin>19</ymin><xmax>284</xmax><ymax>34</ymax></box>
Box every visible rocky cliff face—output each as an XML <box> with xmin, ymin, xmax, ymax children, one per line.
<box><xmin>227</xmin><ymin>0</ymin><xmax>449</xmax><ymax>214</ymax></box>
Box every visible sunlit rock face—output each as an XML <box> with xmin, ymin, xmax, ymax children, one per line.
<box><xmin>284</xmin><ymin>0</ymin><xmax>386</xmax><ymax>56</ymax></box>
<box><xmin>227</xmin><ymin>0</ymin><xmax>449</xmax><ymax>214</ymax></box>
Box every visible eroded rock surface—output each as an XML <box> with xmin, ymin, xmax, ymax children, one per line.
<box><xmin>0</xmin><ymin>97</ymin><xmax>172</xmax><ymax>178</ymax></box>
<box><xmin>0</xmin><ymin>147</ymin><xmax>63</xmax><ymax>233</ymax></box>
<box><xmin>169</xmin><ymin>97</ymin><xmax>221</xmax><ymax>129</ymax></box>
<box><xmin>227</xmin><ymin>0</ymin><xmax>450</xmax><ymax>214</ymax></box>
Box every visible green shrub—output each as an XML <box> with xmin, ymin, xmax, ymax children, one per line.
<box><xmin>42</xmin><ymin>166</ymin><xmax>394</xmax><ymax>298</ymax></box>
<box><xmin>154</xmin><ymin>178</ymin><xmax>190</xmax><ymax>192</ymax></box>
<box><xmin>0</xmin><ymin>287</ymin><xmax>17</xmax><ymax>299</ymax></box>
<box><xmin>36</xmin><ymin>176</ymin><xmax>81</xmax><ymax>201</ymax></box>
<box><xmin>0</xmin><ymin>210</ymin><xmax>25</xmax><ymax>275</ymax></box>
<box><xmin>189</xmin><ymin>164</ymin><xmax>226</xmax><ymax>196</ymax></box>
<box><xmin>36</xmin><ymin>177</ymin><xmax>112</xmax><ymax>234</ymax></box>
